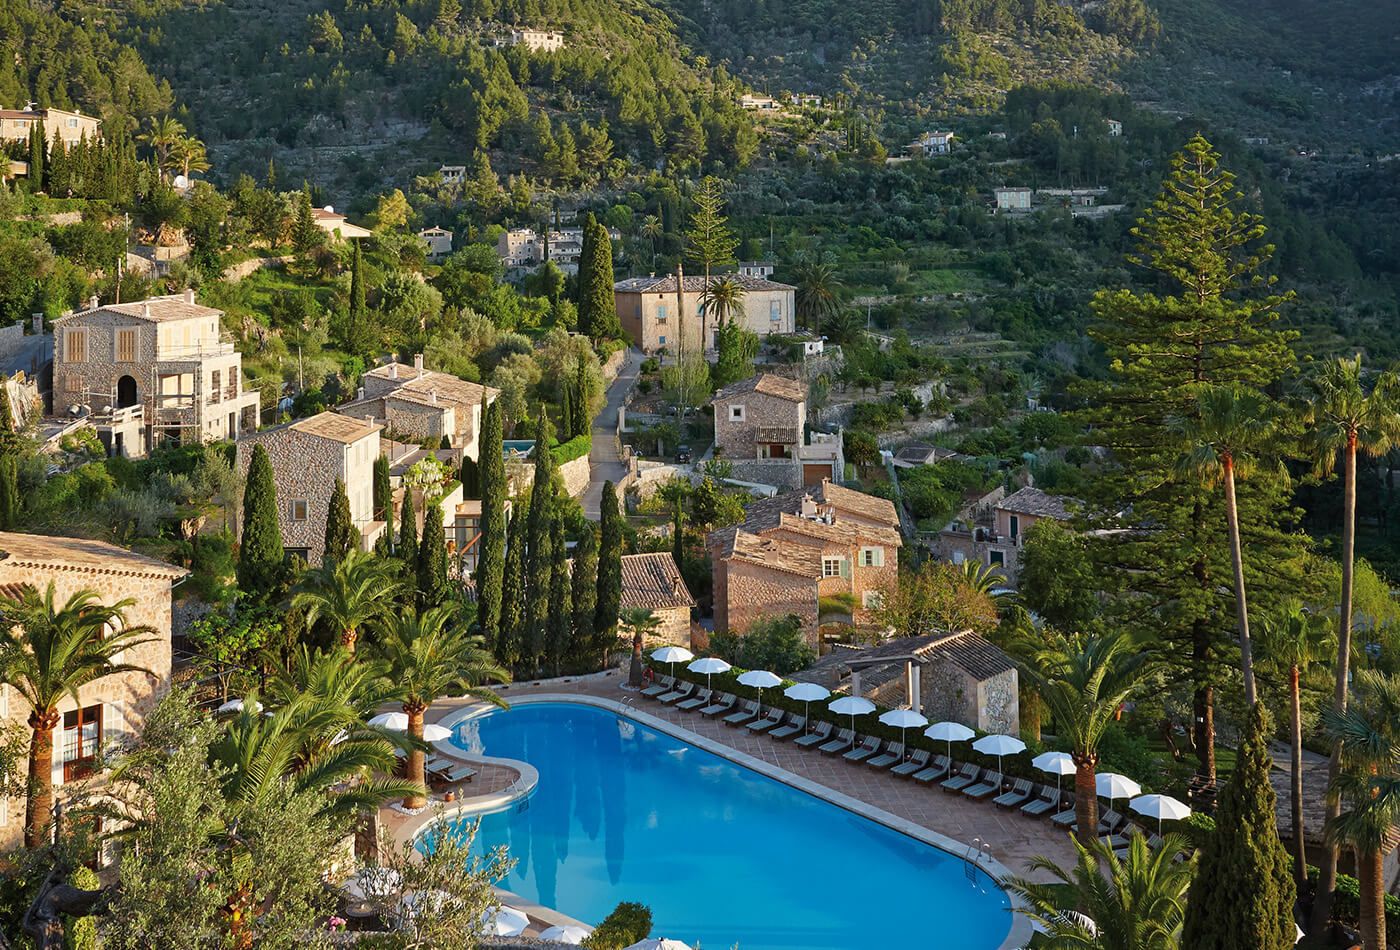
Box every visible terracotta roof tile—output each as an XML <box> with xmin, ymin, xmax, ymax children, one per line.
<box><xmin>619</xmin><ymin>553</ymin><xmax>695</xmax><ymax>611</ymax></box>
<box><xmin>56</xmin><ymin>294</ymin><xmax>223</xmax><ymax>325</ymax></box>
<box><xmin>714</xmin><ymin>529</ymin><xmax>823</xmax><ymax>578</ymax></box>
<box><xmin>713</xmin><ymin>373</ymin><xmax>806</xmax><ymax>403</ymax></box>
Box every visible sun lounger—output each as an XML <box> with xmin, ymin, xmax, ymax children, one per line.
<box><xmin>891</xmin><ymin>749</ymin><xmax>931</xmax><ymax>777</ymax></box>
<box><xmin>769</xmin><ymin>715</ymin><xmax>806</xmax><ymax>741</ymax></box>
<box><xmin>675</xmin><ymin>688</ymin><xmax>711</xmax><ymax>712</ymax></box>
<box><xmin>940</xmin><ymin>763</ymin><xmax>981</xmax><ymax>793</ymax></box>
<box><xmin>1050</xmin><ymin>804</ymin><xmax>1079</xmax><ymax>829</ymax></box>
<box><xmin>843</xmin><ymin>736</ymin><xmax>882</xmax><ymax>764</ymax></box>
<box><xmin>439</xmin><ymin>763</ymin><xmax>476</xmax><ymax>783</ymax></box>
<box><xmin>1020</xmin><ymin>785</ymin><xmax>1060</xmax><ymax>818</ymax></box>
<box><xmin>640</xmin><ymin>675</ymin><xmax>674</xmax><ymax>698</ymax></box>
<box><xmin>818</xmin><ymin>728</ymin><xmax>856</xmax><ymax>755</ymax></box>
<box><xmin>746</xmin><ymin>708</ymin><xmax>785</xmax><ymax>733</ymax></box>
<box><xmin>912</xmin><ymin>755</ymin><xmax>952</xmax><ymax>784</ymax></box>
<box><xmin>1097</xmin><ymin>809</ymin><xmax>1126</xmax><ymax>837</ymax></box>
<box><xmin>963</xmin><ymin>770</ymin><xmax>1003</xmax><ymax>800</ymax></box>
<box><xmin>994</xmin><ymin>778</ymin><xmax>1034</xmax><ymax>809</ymax></box>
<box><xmin>656</xmin><ymin>682</ymin><xmax>693</xmax><ymax>704</ymax></box>
<box><xmin>699</xmin><ymin>693</ymin><xmax>736</xmax><ymax>717</ymax></box>
<box><xmin>867</xmin><ymin>742</ymin><xmax>904</xmax><ymax>770</ymax></box>
<box><xmin>794</xmin><ymin>721</ymin><xmax>833</xmax><ymax>748</ymax></box>
<box><xmin>722</xmin><ymin>700</ymin><xmax>759</xmax><ymax>727</ymax></box>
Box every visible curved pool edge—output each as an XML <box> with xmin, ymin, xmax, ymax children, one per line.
<box><xmin>415</xmin><ymin>693</ymin><xmax>1034</xmax><ymax>950</ymax></box>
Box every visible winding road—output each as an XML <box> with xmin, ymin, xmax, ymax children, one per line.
<box><xmin>581</xmin><ymin>348</ymin><xmax>641</xmax><ymax>520</ymax></box>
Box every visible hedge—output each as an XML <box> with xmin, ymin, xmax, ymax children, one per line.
<box><xmin>552</xmin><ymin>434</ymin><xmax>592</xmax><ymax>465</ymax></box>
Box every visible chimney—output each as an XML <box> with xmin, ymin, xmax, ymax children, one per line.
<box><xmin>356</xmin><ymin>387</ymin><xmax>365</xmax><ymax>400</ymax></box>
<box><xmin>389</xmin><ymin>363</ymin><xmax>398</xmax><ymax>380</ymax></box>
<box><xmin>88</xmin><ymin>295</ymin><xmax>99</xmax><ymax>311</ymax></box>
<box><xmin>414</xmin><ymin>353</ymin><xmax>424</xmax><ymax>377</ymax></box>
<box><xmin>430</xmin><ymin>390</ymin><xmax>438</xmax><ymax>405</ymax></box>
<box><xmin>184</xmin><ymin>287</ymin><xmax>195</xmax><ymax>305</ymax></box>
<box><xmin>142</xmin><ymin>303</ymin><xmax>151</xmax><ymax>320</ymax></box>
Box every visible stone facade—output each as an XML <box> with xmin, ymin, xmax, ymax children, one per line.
<box><xmin>340</xmin><ymin>357</ymin><xmax>497</xmax><ymax>459</ymax></box>
<box><xmin>936</xmin><ymin>486</ymin><xmax>1071</xmax><ymax>585</ymax></box>
<box><xmin>712</xmin><ymin>374</ymin><xmax>843</xmax><ymax>488</ymax></box>
<box><xmin>52</xmin><ymin>291</ymin><xmax>260</xmax><ymax>457</ymax></box>
<box><xmin>921</xmin><ymin>663</ymin><xmax>1019</xmax><ymax>735</ymax></box>
<box><xmin>613</xmin><ymin>275</ymin><xmax>796</xmax><ymax>354</ymax></box>
<box><xmin>0</xmin><ymin>532</ymin><xmax>186</xmax><ymax>850</ymax></box>
<box><xmin>710</xmin><ymin>556</ymin><xmax>819</xmax><ymax>638</ymax></box>
<box><xmin>236</xmin><ymin>412</ymin><xmax>386</xmax><ymax>564</ymax></box>
<box><xmin>619</xmin><ymin>553</ymin><xmax>695</xmax><ymax>646</ymax></box>
<box><xmin>0</xmin><ymin>107</ymin><xmax>101</xmax><ymax>148</ymax></box>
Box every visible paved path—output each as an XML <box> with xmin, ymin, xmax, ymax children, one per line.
<box><xmin>581</xmin><ymin>347</ymin><xmax>641</xmax><ymax>519</ymax></box>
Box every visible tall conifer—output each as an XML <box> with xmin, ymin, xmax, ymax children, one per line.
<box><xmin>595</xmin><ymin>480</ymin><xmax>623</xmax><ymax>650</ymax></box>
<box><xmin>323</xmin><ymin>478</ymin><xmax>356</xmax><ymax>564</ymax></box>
<box><xmin>576</xmin><ymin>214</ymin><xmax>620</xmax><ymax>341</ymax></box>
<box><xmin>476</xmin><ymin>400</ymin><xmax>507</xmax><ymax>641</ymax></box>
<box><xmin>571</xmin><ymin>524</ymin><xmax>598</xmax><ymax>667</ymax></box>
<box><xmin>237</xmin><ymin>444</ymin><xmax>284</xmax><ymax>596</ymax></box>
<box><xmin>418</xmin><ymin>501</ymin><xmax>448</xmax><ymax>608</ymax></box>
<box><xmin>523</xmin><ymin>411</ymin><xmax>556</xmax><ymax>673</ymax></box>
<box><xmin>398</xmin><ymin>490</ymin><xmax>418</xmax><ymax>568</ymax></box>
<box><xmin>373</xmin><ymin>455</ymin><xmax>393</xmax><ymax>528</ymax></box>
<box><xmin>546</xmin><ymin>508</ymin><xmax>571</xmax><ymax>675</ymax></box>
<box><xmin>498</xmin><ymin>501</ymin><xmax>527</xmax><ymax>670</ymax></box>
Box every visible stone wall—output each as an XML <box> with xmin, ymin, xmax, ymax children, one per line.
<box><xmin>715</xmin><ymin>559</ymin><xmax>818</xmax><ymax>641</ymax></box>
<box><xmin>978</xmin><ymin>668</ymin><xmax>1020</xmax><ymax>735</ymax></box>
<box><xmin>0</xmin><ymin>323</ymin><xmax>23</xmax><ymax>357</ymax></box>
<box><xmin>558</xmin><ymin>454</ymin><xmax>590</xmax><ymax>497</ymax></box>
<box><xmin>917</xmin><ymin>662</ymin><xmax>1020</xmax><ymax>734</ymax></box>
<box><xmin>713</xmin><ymin>388</ymin><xmax>806</xmax><ymax>459</ymax></box>
<box><xmin>724</xmin><ymin>458</ymin><xmax>804</xmax><ymax>492</ymax></box>
<box><xmin>600</xmin><ymin>347</ymin><xmax>626</xmax><ymax>383</ymax></box>
<box><xmin>652</xmin><ymin>605</ymin><xmax>691</xmax><ymax>646</ymax></box>
<box><xmin>237</xmin><ymin>428</ymin><xmax>343</xmax><ymax>563</ymax></box>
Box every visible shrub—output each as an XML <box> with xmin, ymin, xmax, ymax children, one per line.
<box><xmin>63</xmin><ymin>866</ymin><xmax>99</xmax><ymax>950</ymax></box>
<box><xmin>551</xmin><ymin>434</ymin><xmax>592</xmax><ymax>465</ymax></box>
<box><xmin>583</xmin><ymin>901</ymin><xmax>652</xmax><ymax>949</ymax></box>
<box><xmin>710</xmin><ymin>615</ymin><xmax>815</xmax><ymax>675</ymax></box>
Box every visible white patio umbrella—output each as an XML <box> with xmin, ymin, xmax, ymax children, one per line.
<box><xmin>369</xmin><ymin>711</ymin><xmax>452</xmax><ymax>743</ymax></box>
<box><xmin>624</xmin><ymin>940</ymin><xmax>693</xmax><ymax>950</ymax></box>
<box><xmin>479</xmin><ymin>904</ymin><xmax>531</xmax><ymax>937</ymax></box>
<box><xmin>828</xmin><ymin>695</ymin><xmax>876</xmax><ymax>738</ymax></box>
<box><xmin>1295</xmin><ymin>923</ymin><xmax>1305</xmax><ymax>944</ymax></box>
<box><xmin>539</xmin><ymin>924</ymin><xmax>593</xmax><ymax>944</ymax></box>
<box><xmin>924</xmin><ymin>721</ymin><xmax>975</xmax><ymax>762</ymax></box>
<box><xmin>1129</xmin><ymin>793</ymin><xmax>1191</xmax><ymax>835</ymax></box>
<box><xmin>687</xmin><ymin>656</ymin><xmax>731</xmax><ymax>691</ymax></box>
<box><xmin>783</xmin><ymin>682</ymin><xmax>830</xmax><ymax>734</ymax></box>
<box><xmin>217</xmin><ymin>697</ymin><xmax>260</xmax><ymax>715</ymax></box>
<box><xmin>972</xmin><ymin>733</ymin><xmax>1026</xmax><ymax>775</ymax></box>
<box><xmin>737</xmin><ymin>669</ymin><xmax>782</xmax><ymax>715</ymax></box>
<box><xmin>651</xmin><ymin>645</ymin><xmax>694</xmax><ymax>682</ymax></box>
<box><xmin>878</xmin><ymin>708</ymin><xmax>928</xmax><ymax>759</ymax></box>
<box><xmin>1032</xmin><ymin>751</ymin><xmax>1076</xmax><ymax>799</ymax></box>
<box><xmin>1095</xmin><ymin>772</ymin><xmax>1142</xmax><ymax>806</ymax></box>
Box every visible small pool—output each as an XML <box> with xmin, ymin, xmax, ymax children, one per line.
<box><xmin>428</xmin><ymin>701</ymin><xmax>1012</xmax><ymax>950</ymax></box>
<box><xmin>502</xmin><ymin>439</ymin><xmax>535</xmax><ymax>459</ymax></box>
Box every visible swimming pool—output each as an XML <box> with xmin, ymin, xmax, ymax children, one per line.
<box><xmin>430</xmin><ymin>700</ymin><xmax>1013</xmax><ymax>950</ymax></box>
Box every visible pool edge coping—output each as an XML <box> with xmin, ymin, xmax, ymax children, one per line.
<box><xmin>415</xmin><ymin>692</ymin><xmax>1035</xmax><ymax>950</ymax></box>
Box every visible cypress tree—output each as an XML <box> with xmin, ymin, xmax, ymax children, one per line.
<box><xmin>460</xmin><ymin>455</ymin><xmax>480</xmax><ymax>499</ymax></box>
<box><xmin>237</xmin><ymin>444</ymin><xmax>284</xmax><ymax>597</ymax></box>
<box><xmin>476</xmin><ymin>400</ymin><xmax>507</xmax><ymax>641</ymax></box>
<box><xmin>523</xmin><ymin>413</ymin><xmax>555</xmax><ymax>673</ymax></box>
<box><xmin>594</xmin><ymin>480</ymin><xmax>623</xmax><ymax>649</ymax></box>
<box><xmin>398</xmin><ymin>490</ymin><xmax>418</xmax><ymax>569</ymax></box>
<box><xmin>559</xmin><ymin>380</ymin><xmax>575</xmax><ymax>444</ymax></box>
<box><xmin>27</xmin><ymin>124</ymin><xmax>44</xmax><ymax>192</ymax></box>
<box><xmin>372</xmin><ymin>455</ymin><xmax>393</xmax><ymax>528</ymax></box>
<box><xmin>571</xmin><ymin>524</ymin><xmax>598</xmax><ymax>668</ymax></box>
<box><xmin>347</xmin><ymin>239</ymin><xmax>367</xmax><ymax>355</ymax></box>
<box><xmin>0</xmin><ymin>455</ymin><xmax>20</xmax><ymax>530</ymax></box>
<box><xmin>574</xmin><ymin>213</ymin><xmax>595</xmax><ymax>332</ymax></box>
<box><xmin>577</xmin><ymin>214</ymin><xmax>620</xmax><ymax>342</ymax></box>
<box><xmin>1182</xmin><ymin>703</ymin><xmax>1297</xmax><ymax>949</ymax></box>
<box><xmin>572</xmin><ymin>359</ymin><xmax>590</xmax><ymax>438</ymax></box>
<box><xmin>498</xmin><ymin>500</ymin><xmax>527</xmax><ymax>671</ymax></box>
<box><xmin>418</xmin><ymin>501</ymin><xmax>449</xmax><ymax>608</ymax></box>
<box><xmin>546</xmin><ymin>508</ymin><xmax>571</xmax><ymax>676</ymax></box>
<box><xmin>323</xmin><ymin>478</ymin><xmax>356</xmax><ymax>564</ymax></box>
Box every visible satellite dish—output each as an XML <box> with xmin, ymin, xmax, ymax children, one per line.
<box><xmin>172</xmin><ymin>174</ymin><xmax>189</xmax><ymax>189</ymax></box>
<box><xmin>322</xmin><ymin>205</ymin><xmax>335</xmax><ymax>214</ymax></box>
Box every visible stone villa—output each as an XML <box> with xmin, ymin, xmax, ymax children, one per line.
<box><xmin>711</xmin><ymin>373</ymin><xmax>843</xmax><ymax>489</ymax></box>
<box><xmin>52</xmin><ymin>290</ymin><xmax>261</xmax><ymax>457</ymax></box>
<box><xmin>0</xmin><ymin>532</ymin><xmax>186</xmax><ymax>849</ymax></box>
<box><xmin>0</xmin><ymin>105</ymin><xmax>101</xmax><ymax>148</ymax></box>
<box><xmin>620</xmin><ymin>552</ymin><xmax>695</xmax><ymax>645</ymax></box>
<box><xmin>236</xmin><ymin>412</ymin><xmax>387</xmax><ymax>564</ymax></box>
<box><xmin>339</xmin><ymin>356</ymin><xmax>498</xmax><ymax>459</ymax></box>
<box><xmin>708</xmin><ymin>480</ymin><xmax>901</xmax><ymax>644</ymax></box>
<box><xmin>613</xmin><ymin>274</ymin><xmax>796</xmax><ymax>355</ymax></box>
<box><xmin>935</xmin><ymin>486</ymin><xmax>1075</xmax><ymax>584</ymax></box>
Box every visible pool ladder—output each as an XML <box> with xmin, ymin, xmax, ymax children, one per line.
<box><xmin>965</xmin><ymin>838</ymin><xmax>993</xmax><ymax>882</ymax></box>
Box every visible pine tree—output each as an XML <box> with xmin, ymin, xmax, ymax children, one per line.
<box><xmin>686</xmin><ymin>176</ymin><xmax>739</xmax><ymax>351</ymax></box>
<box><xmin>418</xmin><ymin>501</ymin><xmax>449</xmax><ymax>609</ymax></box>
<box><xmin>237</xmin><ymin>444</ymin><xmax>284</xmax><ymax>597</ymax></box>
<box><xmin>571</xmin><ymin>524</ymin><xmax>598</xmax><ymax>667</ymax></box>
<box><xmin>398</xmin><ymin>490</ymin><xmax>418</xmax><ymax>569</ymax></box>
<box><xmin>323</xmin><ymin>478</ymin><xmax>356</xmax><ymax>564</ymax></box>
<box><xmin>373</xmin><ymin>455</ymin><xmax>393</xmax><ymax>529</ymax></box>
<box><xmin>546</xmin><ymin>507</ymin><xmax>571</xmax><ymax>675</ymax></box>
<box><xmin>1075</xmin><ymin>134</ymin><xmax>1306</xmax><ymax>782</ymax></box>
<box><xmin>476</xmin><ymin>400</ymin><xmax>507</xmax><ymax>641</ymax></box>
<box><xmin>576</xmin><ymin>214</ymin><xmax>620</xmax><ymax>341</ymax></box>
<box><xmin>498</xmin><ymin>500</ymin><xmax>527</xmax><ymax>670</ymax></box>
<box><xmin>1182</xmin><ymin>703</ymin><xmax>1297</xmax><ymax>949</ymax></box>
<box><xmin>595</xmin><ymin>480</ymin><xmax>623</xmax><ymax>651</ymax></box>
<box><xmin>292</xmin><ymin>188</ymin><xmax>323</xmax><ymax>252</ymax></box>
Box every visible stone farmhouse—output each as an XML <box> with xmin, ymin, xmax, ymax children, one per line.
<box><xmin>935</xmin><ymin>485</ymin><xmax>1075</xmax><ymax>584</ymax></box>
<box><xmin>52</xmin><ymin>290</ymin><xmax>260</xmax><ymax>458</ymax></box>
<box><xmin>711</xmin><ymin>373</ymin><xmax>843</xmax><ymax>490</ymax></box>
<box><xmin>418</xmin><ymin>226</ymin><xmax>453</xmax><ymax>261</ymax></box>
<box><xmin>339</xmin><ymin>356</ymin><xmax>498</xmax><ymax>459</ymax></box>
<box><xmin>909</xmin><ymin>130</ymin><xmax>955</xmax><ymax>156</ymax></box>
<box><xmin>708</xmin><ymin>480</ymin><xmax>901</xmax><ymax>645</ymax></box>
<box><xmin>993</xmin><ymin>186</ymin><xmax>1032</xmax><ymax>211</ymax></box>
<box><xmin>236</xmin><ymin>412</ymin><xmax>387</xmax><ymax>564</ymax></box>
<box><xmin>0</xmin><ymin>531</ymin><xmax>186</xmax><ymax>849</ymax></box>
<box><xmin>499</xmin><ymin>28</ymin><xmax>565</xmax><ymax>52</ymax></box>
<box><xmin>620</xmin><ymin>553</ymin><xmax>695</xmax><ymax>645</ymax></box>
<box><xmin>0</xmin><ymin>105</ymin><xmax>101</xmax><ymax>148</ymax></box>
<box><xmin>496</xmin><ymin>226</ymin><xmax>620</xmax><ymax>275</ymax></box>
<box><xmin>613</xmin><ymin>274</ymin><xmax>796</xmax><ymax>355</ymax></box>
<box><xmin>312</xmin><ymin>206</ymin><xmax>372</xmax><ymax>241</ymax></box>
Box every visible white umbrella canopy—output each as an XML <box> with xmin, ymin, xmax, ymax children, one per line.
<box><xmin>539</xmin><ymin>924</ymin><xmax>593</xmax><ymax>944</ymax></box>
<box><xmin>216</xmin><ymin>697</ymin><xmax>263</xmax><ymax>715</ymax></box>
<box><xmin>369</xmin><ymin>712</ymin><xmax>452</xmax><ymax>743</ymax></box>
<box><xmin>687</xmin><ymin>656</ymin><xmax>731</xmax><ymax>690</ymax></box>
<box><xmin>736</xmin><ymin>669</ymin><xmax>782</xmax><ymax>713</ymax></box>
<box><xmin>878</xmin><ymin>709</ymin><xmax>928</xmax><ymax>759</ymax></box>
<box><xmin>829</xmin><ymin>695</ymin><xmax>876</xmax><ymax>738</ymax></box>
<box><xmin>625</xmin><ymin>940</ymin><xmax>693</xmax><ymax>950</ymax></box>
<box><xmin>1096</xmin><ymin>772</ymin><xmax>1142</xmax><ymax>803</ymax></box>
<box><xmin>652</xmin><ymin>646</ymin><xmax>694</xmax><ymax>681</ymax></box>
<box><xmin>1129</xmin><ymin>793</ymin><xmax>1191</xmax><ymax>834</ymax></box>
<box><xmin>479</xmin><ymin>904</ymin><xmax>531</xmax><ymax>937</ymax></box>
<box><xmin>972</xmin><ymin>733</ymin><xmax>1026</xmax><ymax>774</ymax></box>
<box><xmin>924</xmin><ymin>721</ymin><xmax>975</xmax><ymax>761</ymax></box>
<box><xmin>784</xmin><ymin>682</ymin><xmax>830</xmax><ymax>733</ymax></box>
<box><xmin>1032</xmin><ymin>751</ymin><xmax>1076</xmax><ymax>797</ymax></box>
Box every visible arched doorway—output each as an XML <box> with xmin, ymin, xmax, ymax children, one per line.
<box><xmin>116</xmin><ymin>375</ymin><xmax>138</xmax><ymax>408</ymax></box>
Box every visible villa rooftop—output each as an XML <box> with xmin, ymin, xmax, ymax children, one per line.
<box><xmin>998</xmin><ymin>486</ymin><xmax>1075</xmax><ymax>520</ymax></box>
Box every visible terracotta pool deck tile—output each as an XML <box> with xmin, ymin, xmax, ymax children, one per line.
<box><xmin>425</xmin><ymin>677</ymin><xmax>1078</xmax><ymax>880</ymax></box>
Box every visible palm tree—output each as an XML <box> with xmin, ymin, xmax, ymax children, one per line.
<box><xmin>621</xmin><ymin>608</ymin><xmax>661</xmax><ymax>688</ymax></box>
<box><xmin>137</xmin><ymin>116</ymin><xmax>186</xmax><ymax>181</ymax></box>
<box><xmin>1002</xmin><ymin>833</ymin><xmax>1194</xmax><ymax>950</ymax></box>
<box><xmin>375</xmin><ymin>606</ymin><xmax>509</xmax><ymax>809</ymax></box>
<box><xmin>1303</xmin><ymin>355</ymin><xmax>1400</xmax><ymax>926</ymax></box>
<box><xmin>700</xmin><ymin>276</ymin><xmax>746</xmax><ymax>329</ymax></box>
<box><xmin>291</xmin><ymin>549</ymin><xmax>402</xmax><ymax>655</ymax></box>
<box><xmin>1258</xmin><ymin>603</ymin><xmax>1335</xmax><ymax>891</ymax></box>
<box><xmin>1017</xmin><ymin>631</ymin><xmax>1156</xmax><ymax>844</ymax></box>
<box><xmin>169</xmin><ymin>135</ymin><xmax>210</xmax><ymax>179</ymax></box>
<box><xmin>1171</xmin><ymin>383</ymin><xmax>1278</xmax><ymax>706</ymax></box>
<box><xmin>1321</xmin><ymin>670</ymin><xmax>1400</xmax><ymax>950</ymax></box>
<box><xmin>792</xmin><ymin>260</ymin><xmax>843</xmax><ymax>337</ymax></box>
<box><xmin>959</xmin><ymin>560</ymin><xmax>1010</xmax><ymax>604</ymax></box>
<box><xmin>0</xmin><ymin>583</ymin><xmax>154</xmax><ymax>848</ymax></box>
<box><xmin>641</xmin><ymin>214</ymin><xmax>663</xmax><ymax>269</ymax></box>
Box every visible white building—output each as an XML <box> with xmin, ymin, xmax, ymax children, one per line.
<box><xmin>1106</xmin><ymin>118</ymin><xmax>1123</xmax><ymax>137</ymax></box>
<box><xmin>739</xmin><ymin>94</ymin><xmax>779</xmax><ymax>111</ymax></box>
<box><xmin>438</xmin><ymin>165</ymin><xmax>466</xmax><ymax>185</ymax></box>
<box><xmin>312</xmin><ymin>206</ymin><xmax>372</xmax><ymax>241</ymax></box>
<box><xmin>910</xmin><ymin>131</ymin><xmax>955</xmax><ymax>156</ymax></box>
<box><xmin>496</xmin><ymin>225</ymin><xmax>621</xmax><ymax>275</ymax></box>
<box><xmin>500</xmin><ymin>28</ymin><xmax>565</xmax><ymax>52</ymax></box>
<box><xmin>993</xmin><ymin>187</ymin><xmax>1033</xmax><ymax>211</ymax></box>
<box><xmin>418</xmin><ymin>226</ymin><xmax>453</xmax><ymax>261</ymax></box>
<box><xmin>739</xmin><ymin>261</ymin><xmax>775</xmax><ymax>279</ymax></box>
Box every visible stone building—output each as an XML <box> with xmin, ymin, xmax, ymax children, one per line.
<box><xmin>0</xmin><ymin>106</ymin><xmax>101</xmax><ymax>148</ymax></box>
<box><xmin>619</xmin><ymin>553</ymin><xmax>695</xmax><ymax>645</ymax></box>
<box><xmin>236</xmin><ymin>412</ymin><xmax>387</xmax><ymax>564</ymax></box>
<box><xmin>311</xmin><ymin>207</ymin><xmax>372</xmax><ymax>241</ymax></box>
<box><xmin>500</xmin><ymin>28</ymin><xmax>565</xmax><ymax>52</ymax></box>
<box><xmin>613</xmin><ymin>274</ymin><xmax>796</xmax><ymax>354</ymax></box>
<box><xmin>418</xmin><ymin>226</ymin><xmax>453</xmax><ymax>261</ymax></box>
<box><xmin>935</xmin><ymin>486</ymin><xmax>1074</xmax><ymax>584</ymax></box>
<box><xmin>339</xmin><ymin>356</ymin><xmax>498</xmax><ymax>459</ymax></box>
<box><xmin>708</xmin><ymin>480</ymin><xmax>900</xmax><ymax>644</ymax></box>
<box><xmin>711</xmin><ymin>373</ymin><xmax>843</xmax><ymax>489</ymax></box>
<box><xmin>0</xmin><ymin>531</ymin><xmax>186</xmax><ymax>849</ymax></box>
<box><xmin>52</xmin><ymin>290</ymin><xmax>261</xmax><ymax>458</ymax></box>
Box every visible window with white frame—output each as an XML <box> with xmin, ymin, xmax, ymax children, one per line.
<box><xmin>822</xmin><ymin>556</ymin><xmax>844</xmax><ymax>578</ymax></box>
<box><xmin>729</xmin><ymin>405</ymin><xmax>745</xmax><ymax>421</ymax></box>
<box><xmin>290</xmin><ymin>499</ymin><xmax>308</xmax><ymax>521</ymax></box>
<box><xmin>860</xmin><ymin>546</ymin><xmax>885</xmax><ymax>568</ymax></box>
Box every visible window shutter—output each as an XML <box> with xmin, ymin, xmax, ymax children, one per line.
<box><xmin>839</xmin><ymin>558</ymin><xmax>851</xmax><ymax>580</ymax></box>
<box><xmin>873</xmin><ymin>546</ymin><xmax>884</xmax><ymax>568</ymax></box>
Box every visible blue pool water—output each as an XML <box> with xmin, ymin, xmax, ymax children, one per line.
<box><xmin>430</xmin><ymin>701</ymin><xmax>1012</xmax><ymax>950</ymax></box>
